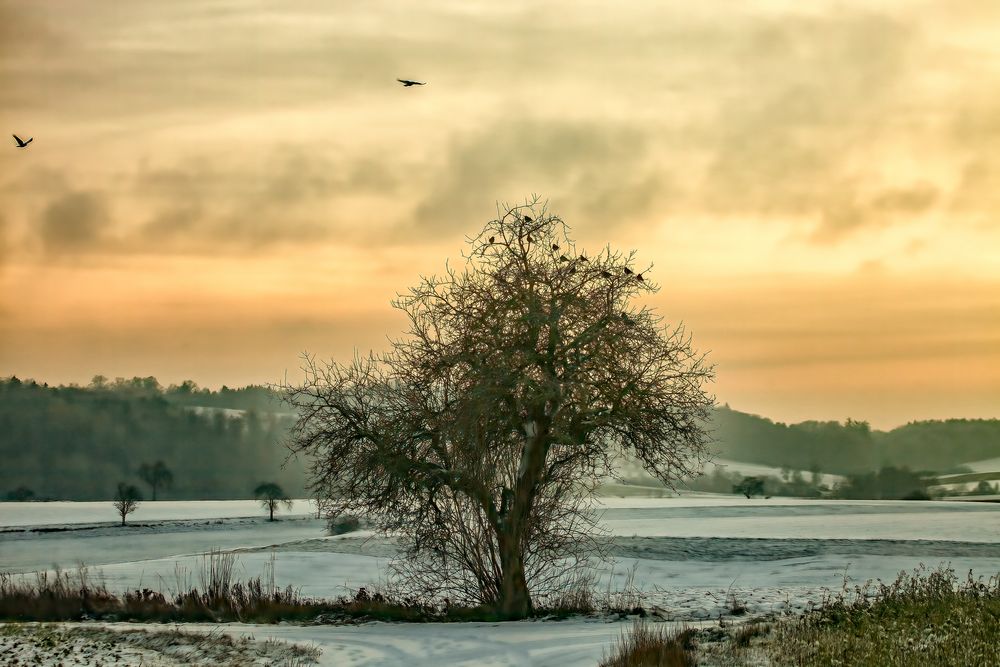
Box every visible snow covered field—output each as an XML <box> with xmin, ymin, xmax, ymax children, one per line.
<box><xmin>2</xmin><ymin>495</ymin><xmax>998</xmax><ymax>665</ymax></box>
<box><xmin>0</xmin><ymin>499</ymin><xmax>315</xmax><ymax>528</ymax></box>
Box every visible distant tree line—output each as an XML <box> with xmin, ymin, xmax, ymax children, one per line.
<box><xmin>712</xmin><ymin>406</ymin><xmax>1000</xmax><ymax>476</ymax></box>
<box><xmin>697</xmin><ymin>466</ymin><xmax>933</xmax><ymax>501</ymax></box>
<box><xmin>0</xmin><ymin>376</ymin><xmax>306</xmax><ymax>501</ymax></box>
<box><xmin>3</xmin><ymin>377</ymin><xmax>997</xmax><ymax>501</ymax></box>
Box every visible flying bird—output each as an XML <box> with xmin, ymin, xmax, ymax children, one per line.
<box><xmin>397</xmin><ymin>78</ymin><xmax>426</xmax><ymax>87</ymax></box>
<box><xmin>12</xmin><ymin>134</ymin><xmax>32</xmax><ymax>148</ymax></box>
<box><xmin>623</xmin><ymin>267</ymin><xmax>634</xmax><ymax>276</ymax></box>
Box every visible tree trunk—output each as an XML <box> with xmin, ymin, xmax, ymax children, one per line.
<box><xmin>493</xmin><ymin>418</ymin><xmax>551</xmax><ymax>619</ymax></box>
<box><xmin>497</xmin><ymin>531</ymin><xmax>531</xmax><ymax>619</ymax></box>
<box><xmin>121</xmin><ymin>514</ymin><xmax>125</xmax><ymax>526</ymax></box>
<box><xmin>269</xmin><ymin>502</ymin><xmax>275</xmax><ymax>521</ymax></box>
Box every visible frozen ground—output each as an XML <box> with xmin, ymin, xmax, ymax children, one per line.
<box><xmin>0</xmin><ymin>499</ymin><xmax>315</xmax><ymax>528</ymax></box>
<box><xmin>2</xmin><ymin>495</ymin><xmax>999</xmax><ymax>665</ymax></box>
<box><xmin>962</xmin><ymin>456</ymin><xmax>1000</xmax><ymax>474</ymax></box>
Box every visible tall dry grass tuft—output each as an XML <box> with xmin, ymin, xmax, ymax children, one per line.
<box><xmin>601</xmin><ymin>620</ymin><xmax>698</xmax><ymax>667</ymax></box>
<box><xmin>766</xmin><ymin>566</ymin><xmax>1000</xmax><ymax>667</ymax></box>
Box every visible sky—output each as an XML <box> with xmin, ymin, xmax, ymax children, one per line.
<box><xmin>1</xmin><ymin>0</ymin><xmax>998</xmax><ymax>429</ymax></box>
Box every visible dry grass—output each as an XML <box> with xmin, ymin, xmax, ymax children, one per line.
<box><xmin>600</xmin><ymin>620</ymin><xmax>698</xmax><ymax>667</ymax></box>
<box><xmin>765</xmin><ymin>566</ymin><xmax>1000</xmax><ymax>666</ymax></box>
<box><xmin>0</xmin><ymin>549</ymin><xmax>628</xmax><ymax>624</ymax></box>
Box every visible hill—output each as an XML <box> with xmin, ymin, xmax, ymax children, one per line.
<box><xmin>2</xmin><ymin>376</ymin><xmax>998</xmax><ymax>500</ymax></box>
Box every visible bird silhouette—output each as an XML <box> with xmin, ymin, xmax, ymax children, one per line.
<box><xmin>601</xmin><ymin>270</ymin><xmax>613</xmax><ymax>278</ymax></box>
<box><xmin>579</xmin><ymin>255</ymin><xmax>589</xmax><ymax>262</ymax></box>
<box><xmin>488</xmin><ymin>236</ymin><xmax>495</xmax><ymax>244</ymax></box>
<box><xmin>636</xmin><ymin>273</ymin><xmax>645</xmax><ymax>282</ymax></box>
<box><xmin>523</xmin><ymin>215</ymin><xmax>532</xmax><ymax>222</ymax></box>
<box><xmin>526</xmin><ymin>234</ymin><xmax>533</xmax><ymax>242</ymax></box>
<box><xmin>12</xmin><ymin>134</ymin><xmax>32</xmax><ymax>148</ymax></box>
<box><xmin>551</xmin><ymin>243</ymin><xmax>559</xmax><ymax>251</ymax></box>
<box><xmin>623</xmin><ymin>267</ymin><xmax>634</xmax><ymax>276</ymax></box>
<box><xmin>397</xmin><ymin>79</ymin><xmax>426</xmax><ymax>87</ymax></box>
<box><xmin>559</xmin><ymin>255</ymin><xmax>570</xmax><ymax>262</ymax></box>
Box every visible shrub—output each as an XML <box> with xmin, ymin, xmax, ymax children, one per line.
<box><xmin>326</xmin><ymin>515</ymin><xmax>361</xmax><ymax>535</ymax></box>
<box><xmin>601</xmin><ymin>621</ymin><xmax>698</xmax><ymax>667</ymax></box>
<box><xmin>766</xmin><ymin>566</ymin><xmax>1000</xmax><ymax>666</ymax></box>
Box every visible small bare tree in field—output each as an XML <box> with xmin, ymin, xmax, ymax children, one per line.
<box><xmin>254</xmin><ymin>482</ymin><xmax>292</xmax><ymax>521</ymax></box>
<box><xmin>113</xmin><ymin>483</ymin><xmax>142</xmax><ymax>526</ymax></box>
<box><xmin>284</xmin><ymin>199</ymin><xmax>714</xmax><ymax>619</ymax></box>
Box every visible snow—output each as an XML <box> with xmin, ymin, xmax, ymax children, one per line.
<box><xmin>1</xmin><ymin>516</ymin><xmax>326</xmax><ymax>573</ymax></box>
<box><xmin>87</xmin><ymin>619</ymin><xmax>631</xmax><ymax>667</ymax></box>
<box><xmin>2</xmin><ymin>495</ymin><xmax>998</xmax><ymax>665</ymax></box>
<box><xmin>706</xmin><ymin>458</ymin><xmax>845</xmax><ymax>487</ymax></box>
<box><xmin>961</xmin><ymin>457</ymin><xmax>1000</xmax><ymax>474</ymax></box>
<box><xmin>0</xmin><ymin>499</ymin><xmax>315</xmax><ymax>528</ymax></box>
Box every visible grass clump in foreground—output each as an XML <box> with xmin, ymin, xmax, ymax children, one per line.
<box><xmin>765</xmin><ymin>566</ymin><xmax>1000</xmax><ymax>667</ymax></box>
<box><xmin>600</xmin><ymin>621</ymin><xmax>698</xmax><ymax>667</ymax></box>
<box><xmin>602</xmin><ymin>566</ymin><xmax>1000</xmax><ymax>667</ymax></box>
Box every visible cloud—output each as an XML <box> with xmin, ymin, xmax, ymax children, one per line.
<box><xmin>39</xmin><ymin>191</ymin><xmax>110</xmax><ymax>253</ymax></box>
<box><xmin>807</xmin><ymin>182</ymin><xmax>939</xmax><ymax>242</ymax></box>
<box><xmin>693</xmin><ymin>12</ymin><xmax>931</xmax><ymax>240</ymax></box>
<box><xmin>128</xmin><ymin>147</ymin><xmax>405</xmax><ymax>252</ymax></box>
<box><xmin>411</xmin><ymin>118</ymin><xmax>666</xmax><ymax>235</ymax></box>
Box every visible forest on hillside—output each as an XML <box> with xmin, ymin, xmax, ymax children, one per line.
<box><xmin>0</xmin><ymin>376</ymin><xmax>306</xmax><ymax>501</ymax></box>
<box><xmin>2</xmin><ymin>377</ymin><xmax>998</xmax><ymax>501</ymax></box>
<box><xmin>712</xmin><ymin>406</ymin><xmax>1000</xmax><ymax>475</ymax></box>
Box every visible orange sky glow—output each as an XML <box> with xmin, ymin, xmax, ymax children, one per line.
<box><xmin>1</xmin><ymin>0</ymin><xmax>998</xmax><ymax>429</ymax></box>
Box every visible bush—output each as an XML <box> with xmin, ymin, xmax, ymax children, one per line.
<box><xmin>326</xmin><ymin>515</ymin><xmax>362</xmax><ymax>535</ymax></box>
<box><xmin>765</xmin><ymin>566</ymin><xmax>1000</xmax><ymax>666</ymax></box>
<box><xmin>601</xmin><ymin>621</ymin><xmax>697</xmax><ymax>667</ymax></box>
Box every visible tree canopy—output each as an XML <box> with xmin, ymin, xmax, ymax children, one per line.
<box><xmin>284</xmin><ymin>201</ymin><xmax>715</xmax><ymax>618</ymax></box>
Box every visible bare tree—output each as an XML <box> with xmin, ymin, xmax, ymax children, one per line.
<box><xmin>138</xmin><ymin>460</ymin><xmax>173</xmax><ymax>501</ymax></box>
<box><xmin>254</xmin><ymin>482</ymin><xmax>293</xmax><ymax>521</ymax></box>
<box><xmin>113</xmin><ymin>483</ymin><xmax>142</xmax><ymax>526</ymax></box>
<box><xmin>284</xmin><ymin>199</ymin><xmax>714</xmax><ymax>619</ymax></box>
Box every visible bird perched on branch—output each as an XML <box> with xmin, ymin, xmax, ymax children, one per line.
<box><xmin>397</xmin><ymin>78</ymin><xmax>426</xmax><ymax>87</ymax></box>
<box><xmin>623</xmin><ymin>267</ymin><xmax>634</xmax><ymax>276</ymax></box>
<box><xmin>636</xmin><ymin>273</ymin><xmax>645</xmax><ymax>282</ymax></box>
<box><xmin>523</xmin><ymin>215</ymin><xmax>532</xmax><ymax>222</ymax></box>
<box><xmin>579</xmin><ymin>255</ymin><xmax>589</xmax><ymax>262</ymax></box>
<box><xmin>488</xmin><ymin>236</ymin><xmax>495</xmax><ymax>244</ymax></box>
<box><xmin>12</xmin><ymin>134</ymin><xmax>32</xmax><ymax>149</ymax></box>
<box><xmin>551</xmin><ymin>243</ymin><xmax>559</xmax><ymax>251</ymax></box>
<box><xmin>559</xmin><ymin>255</ymin><xmax>570</xmax><ymax>262</ymax></box>
<box><xmin>600</xmin><ymin>270</ymin><xmax>613</xmax><ymax>278</ymax></box>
